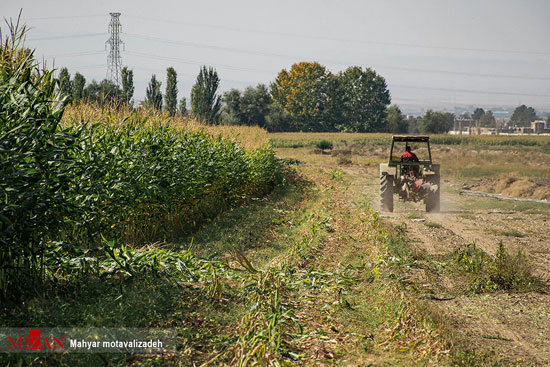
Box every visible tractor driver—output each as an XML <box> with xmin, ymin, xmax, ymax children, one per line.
<box><xmin>401</xmin><ymin>145</ymin><xmax>419</xmax><ymax>162</ymax></box>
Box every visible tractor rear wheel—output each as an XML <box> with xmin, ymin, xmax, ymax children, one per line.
<box><xmin>425</xmin><ymin>175</ymin><xmax>440</xmax><ymax>212</ymax></box>
<box><xmin>380</xmin><ymin>173</ymin><xmax>394</xmax><ymax>212</ymax></box>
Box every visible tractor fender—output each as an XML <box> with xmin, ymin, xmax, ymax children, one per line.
<box><xmin>380</xmin><ymin>163</ymin><xmax>390</xmax><ymax>175</ymax></box>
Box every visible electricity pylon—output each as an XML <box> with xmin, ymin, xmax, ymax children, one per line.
<box><xmin>105</xmin><ymin>12</ymin><xmax>124</xmax><ymax>86</ymax></box>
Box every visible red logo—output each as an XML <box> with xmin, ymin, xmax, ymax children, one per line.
<box><xmin>8</xmin><ymin>329</ymin><xmax>64</xmax><ymax>350</ymax></box>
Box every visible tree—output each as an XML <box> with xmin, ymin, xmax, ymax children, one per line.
<box><xmin>336</xmin><ymin>66</ymin><xmax>391</xmax><ymax>132</ymax></box>
<box><xmin>444</xmin><ymin>112</ymin><xmax>455</xmax><ymax>128</ymax></box>
<box><xmin>145</xmin><ymin>74</ymin><xmax>163</xmax><ymax>111</ymax></box>
<box><xmin>221</xmin><ymin>84</ymin><xmax>272</xmax><ymax>127</ymax></box>
<box><xmin>510</xmin><ymin>105</ymin><xmax>537</xmax><ymax>126</ymax></box>
<box><xmin>121</xmin><ymin>67</ymin><xmax>134</xmax><ymax>107</ymax></box>
<box><xmin>418</xmin><ymin>110</ymin><xmax>452</xmax><ymax>134</ymax></box>
<box><xmin>82</xmin><ymin>79</ymin><xmax>120</xmax><ymax>106</ymax></box>
<box><xmin>221</xmin><ymin>89</ymin><xmax>242</xmax><ymax>125</ymax></box>
<box><xmin>58</xmin><ymin>67</ymin><xmax>72</xmax><ymax>101</ymax></box>
<box><xmin>83</xmin><ymin>80</ymin><xmax>101</xmax><ymax>104</ymax></box>
<box><xmin>191</xmin><ymin>66</ymin><xmax>221</xmax><ymax>124</ymax></box>
<box><xmin>385</xmin><ymin>105</ymin><xmax>408</xmax><ymax>133</ymax></box>
<box><xmin>479</xmin><ymin>110</ymin><xmax>495</xmax><ymax>127</ymax></box>
<box><xmin>72</xmin><ymin>72</ymin><xmax>86</xmax><ymax>104</ymax></box>
<box><xmin>99</xmin><ymin>79</ymin><xmax>121</xmax><ymax>106</ymax></box>
<box><xmin>265</xmin><ymin>102</ymin><xmax>292</xmax><ymax>132</ymax></box>
<box><xmin>472</xmin><ymin>108</ymin><xmax>485</xmax><ymax>122</ymax></box>
<box><xmin>471</xmin><ymin>107</ymin><xmax>485</xmax><ymax>134</ymax></box>
<box><xmin>165</xmin><ymin>67</ymin><xmax>178</xmax><ymax>116</ymax></box>
<box><xmin>271</xmin><ymin>62</ymin><xmax>339</xmax><ymax>132</ymax></box>
<box><xmin>240</xmin><ymin>84</ymin><xmax>272</xmax><ymax>127</ymax></box>
<box><xmin>178</xmin><ymin>97</ymin><xmax>188</xmax><ymax>116</ymax></box>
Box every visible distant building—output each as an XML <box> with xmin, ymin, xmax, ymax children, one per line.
<box><xmin>520</xmin><ymin>127</ymin><xmax>534</xmax><ymax>134</ymax></box>
<box><xmin>531</xmin><ymin>120</ymin><xmax>546</xmax><ymax>133</ymax></box>
<box><xmin>453</xmin><ymin>117</ymin><xmax>474</xmax><ymax>135</ymax></box>
<box><xmin>531</xmin><ymin>120</ymin><xmax>546</xmax><ymax>134</ymax></box>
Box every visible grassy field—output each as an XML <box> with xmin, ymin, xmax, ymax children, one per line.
<box><xmin>4</xmin><ymin>22</ymin><xmax>550</xmax><ymax>366</ymax></box>
<box><xmin>3</xmin><ymin>126</ymin><xmax>550</xmax><ymax>366</ymax></box>
<box><xmin>270</xmin><ymin>132</ymin><xmax>550</xmax><ymax>152</ymax></box>
<box><xmin>270</xmin><ymin>132</ymin><xmax>550</xmax><ymax>181</ymax></box>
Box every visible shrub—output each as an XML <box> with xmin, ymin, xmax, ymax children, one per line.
<box><xmin>316</xmin><ymin>139</ymin><xmax>333</xmax><ymax>150</ymax></box>
<box><xmin>454</xmin><ymin>242</ymin><xmax>536</xmax><ymax>293</ymax></box>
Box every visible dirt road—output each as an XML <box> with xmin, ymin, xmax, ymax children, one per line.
<box><xmin>344</xmin><ymin>163</ymin><xmax>550</xmax><ymax>366</ymax></box>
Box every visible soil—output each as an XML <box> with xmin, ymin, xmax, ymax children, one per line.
<box><xmin>348</xmin><ymin>163</ymin><xmax>550</xmax><ymax>366</ymax></box>
<box><xmin>468</xmin><ymin>176</ymin><xmax>550</xmax><ymax>201</ymax></box>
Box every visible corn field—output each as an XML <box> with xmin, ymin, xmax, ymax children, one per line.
<box><xmin>0</xmin><ymin>22</ymin><xmax>281</xmax><ymax>301</ymax></box>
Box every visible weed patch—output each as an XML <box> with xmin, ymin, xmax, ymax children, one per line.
<box><xmin>328</xmin><ymin>168</ymin><xmax>343</xmax><ymax>181</ymax></box>
<box><xmin>493</xmin><ymin>229</ymin><xmax>525</xmax><ymax>237</ymax></box>
<box><xmin>316</xmin><ymin>139</ymin><xmax>333</xmax><ymax>150</ymax></box>
<box><xmin>450</xmin><ymin>349</ymin><xmax>507</xmax><ymax>367</ymax></box>
<box><xmin>453</xmin><ymin>242</ymin><xmax>539</xmax><ymax>293</ymax></box>
<box><xmin>425</xmin><ymin>221</ymin><xmax>443</xmax><ymax>229</ymax></box>
<box><xmin>386</xmin><ymin>224</ymin><xmax>414</xmax><ymax>260</ymax></box>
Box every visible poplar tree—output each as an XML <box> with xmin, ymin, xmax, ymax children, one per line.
<box><xmin>72</xmin><ymin>72</ymin><xmax>86</xmax><ymax>104</ymax></box>
<box><xmin>121</xmin><ymin>67</ymin><xmax>134</xmax><ymax>107</ymax></box>
<box><xmin>190</xmin><ymin>66</ymin><xmax>221</xmax><ymax>124</ymax></box>
<box><xmin>165</xmin><ymin>67</ymin><xmax>178</xmax><ymax>116</ymax></box>
<box><xmin>145</xmin><ymin>74</ymin><xmax>162</xmax><ymax>111</ymax></box>
<box><xmin>58</xmin><ymin>67</ymin><xmax>72</xmax><ymax>101</ymax></box>
<box><xmin>179</xmin><ymin>97</ymin><xmax>188</xmax><ymax>116</ymax></box>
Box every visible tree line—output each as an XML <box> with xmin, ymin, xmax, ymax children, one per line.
<box><xmin>57</xmin><ymin>62</ymin><xmax>547</xmax><ymax>133</ymax></box>
<box><xmin>221</xmin><ymin>62</ymin><xmax>394</xmax><ymax>132</ymax></box>
<box><xmin>57</xmin><ymin>62</ymin><xmax>403</xmax><ymax>132</ymax></box>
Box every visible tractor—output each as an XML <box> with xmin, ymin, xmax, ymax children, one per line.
<box><xmin>379</xmin><ymin>136</ymin><xmax>440</xmax><ymax>212</ymax></box>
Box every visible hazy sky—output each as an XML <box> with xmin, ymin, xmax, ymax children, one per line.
<box><xmin>2</xmin><ymin>0</ymin><xmax>549</xmax><ymax>114</ymax></box>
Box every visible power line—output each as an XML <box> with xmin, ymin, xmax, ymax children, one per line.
<box><xmin>43</xmin><ymin>51</ymin><xmax>104</xmax><ymax>58</ymax></box>
<box><xmin>29</xmin><ymin>46</ymin><xmax>550</xmax><ymax>100</ymax></box>
<box><xmin>124</xmin><ymin>32</ymin><xmax>550</xmax><ymax>81</ymax></box>
<box><xmin>23</xmin><ymin>14</ymin><xmax>106</xmax><ymax>21</ymax></box>
<box><xmin>372</xmin><ymin>65</ymin><xmax>550</xmax><ymax>81</ymax></box>
<box><xmin>28</xmin><ymin>33</ymin><xmax>106</xmax><ymax>41</ymax></box>
<box><xmin>125</xmin><ymin>33</ymin><xmax>294</xmax><ymax>60</ymax></box>
<box><xmin>126</xmin><ymin>14</ymin><xmax>550</xmax><ymax>57</ymax></box>
<box><xmin>131</xmin><ymin>66</ymin><xmax>255</xmax><ymax>86</ymax></box>
<box><xmin>32</xmin><ymin>31</ymin><xmax>549</xmax><ymax>82</ymax></box>
<box><xmin>125</xmin><ymin>50</ymin><xmax>274</xmax><ymax>74</ymax></box>
<box><xmin>18</xmin><ymin>13</ymin><xmax>550</xmax><ymax>56</ymax></box>
<box><xmin>392</xmin><ymin>84</ymin><xmax>550</xmax><ymax>98</ymax></box>
<box><xmin>124</xmin><ymin>51</ymin><xmax>550</xmax><ymax>98</ymax></box>
<box><xmin>72</xmin><ymin>64</ymin><xmax>106</xmax><ymax>70</ymax></box>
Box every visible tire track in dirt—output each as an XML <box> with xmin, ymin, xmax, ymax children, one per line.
<box><xmin>345</xmin><ymin>164</ymin><xmax>550</xmax><ymax>366</ymax></box>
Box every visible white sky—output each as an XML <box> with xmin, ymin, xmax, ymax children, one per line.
<box><xmin>2</xmin><ymin>0</ymin><xmax>549</xmax><ymax>115</ymax></box>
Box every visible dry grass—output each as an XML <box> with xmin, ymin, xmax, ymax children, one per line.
<box><xmin>471</xmin><ymin>176</ymin><xmax>550</xmax><ymax>201</ymax></box>
<box><xmin>62</xmin><ymin>104</ymin><xmax>269</xmax><ymax>151</ymax></box>
<box><xmin>270</xmin><ymin>132</ymin><xmax>550</xmax><ymax>151</ymax></box>
<box><xmin>271</xmin><ymin>132</ymin><xmax>550</xmax><ymax>181</ymax></box>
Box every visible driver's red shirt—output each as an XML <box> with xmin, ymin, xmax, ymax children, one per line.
<box><xmin>401</xmin><ymin>151</ymin><xmax>418</xmax><ymax>160</ymax></box>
